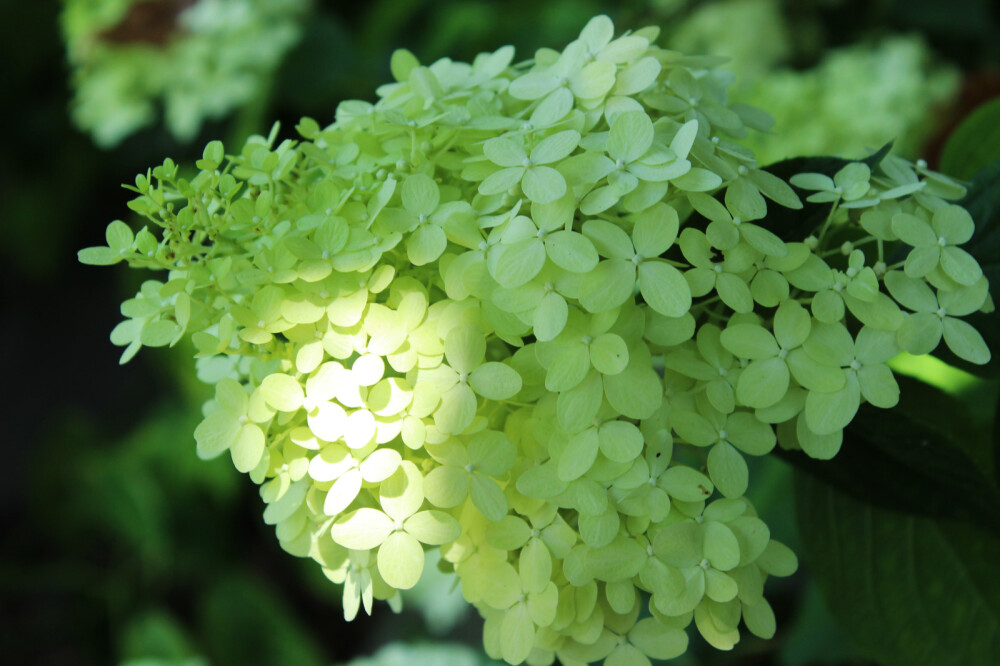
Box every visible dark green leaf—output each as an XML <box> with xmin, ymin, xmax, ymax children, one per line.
<box><xmin>777</xmin><ymin>375</ymin><xmax>1000</xmax><ymax>534</ymax></box>
<box><xmin>994</xmin><ymin>389</ymin><xmax>1000</xmax><ymax>486</ymax></box>
<box><xmin>120</xmin><ymin>610</ymin><xmax>199</xmax><ymax>662</ymax></box>
<box><xmin>940</xmin><ymin>97</ymin><xmax>1000</xmax><ymax>181</ymax></box>
<box><xmin>200</xmin><ymin>575</ymin><xmax>326</xmax><ymax>666</ymax></box>
<box><xmin>796</xmin><ymin>472</ymin><xmax>1000</xmax><ymax>666</ymax></box>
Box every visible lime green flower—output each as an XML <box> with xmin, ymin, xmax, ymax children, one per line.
<box><xmin>893</xmin><ymin>206</ymin><xmax>983</xmax><ymax>285</ymax></box>
<box><xmin>886</xmin><ymin>271</ymin><xmax>991</xmax><ymax>364</ymax></box>
<box><xmin>81</xmin><ymin>13</ymin><xmax>992</xmax><ymax>665</ymax></box>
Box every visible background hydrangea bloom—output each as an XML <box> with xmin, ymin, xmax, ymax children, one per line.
<box><xmin>62</xmin><ymin>0</ymin><xmax>308</xmax><ymax>146</ymax></box>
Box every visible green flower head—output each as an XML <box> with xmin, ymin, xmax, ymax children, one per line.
<box><xmin>62</xmin><ymin>0</ymin><xmax>307</xmax><ymax>146</ymax></box>
<box><xmin>81</xmin><ymin>13</ymin><xmax>991</xmax><ymax>665</ymax></box>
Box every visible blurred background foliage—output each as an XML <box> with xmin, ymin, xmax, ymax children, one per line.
<box><xmin>2</xmin><ymin>1</ymin><xmax>999</xmax><ymax>664</ymax></box>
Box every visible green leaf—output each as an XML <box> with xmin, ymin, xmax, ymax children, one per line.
<box><xmin>778</xmin><ymin>375</ymin><xmax>1000</xmax><ymax>532</ymax></box>
<box><xmin>200</xmin><ymin>575</ymin><xmax>326</xmax><ymax>666</ymax></box>
<box><xmin>940</xmin><ymin>96</ymin><xmax>1000</xmax><ymax>180</ymax></box>
<box><xmin>796</xmin><ymin>472</ymin><xmax>1000</xmax><ymax>666</ymax></box>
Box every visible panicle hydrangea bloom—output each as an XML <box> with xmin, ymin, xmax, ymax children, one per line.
<box><xmin>81</xmin><ymin>15</ymin><xmax>992</xmax><ymax>665</ymax></box>
<box><xmin>657</xmin><ymin>1</ymin><xmax>958</xmax><ymax>163</ymax></box>
<box><xmin>738</xmin><ymin>36</ymin><xmax>958</xmax><ymax>163</ymax></box>
<box><xmin>61</xmin><ymin>0</ymin><xmax>308</xmax><ymax>147</ymax></box>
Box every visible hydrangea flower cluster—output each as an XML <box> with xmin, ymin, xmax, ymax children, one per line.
<box><xmin>81</xmin><ymin>15</ymin><xmax>992</xmax><ymax>665</ymax></box>
<box><xmin>739</xmin><ymin>35</ymin><xmax>958</xmax><ymax>163</ymax></box>
<box><xmin>62</xmin><ymin>0</ymin><xmax>307</xmax><ymax>147</ymax></box>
